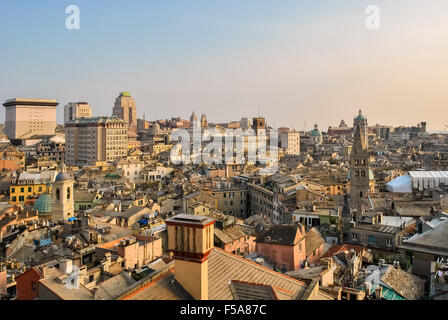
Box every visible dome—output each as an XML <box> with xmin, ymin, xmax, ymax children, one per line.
<box><xmin>55</xmin><ymin>172</ymin><xmax>71</xmax><ymax>181</ymax></box>
<box><xmin>347</xmin><ymin>169</ymin><xmax>374</xmax><ymax>181</ymax></box>
<box><xmin>34</xmin><ymin>194</ymin><xmax>53</xmax><ymax>213</ymax></box>
<box><xmin>355</xmin><ymin>110</ymin><xmax>365</xmax><ymax>120</ymax></box>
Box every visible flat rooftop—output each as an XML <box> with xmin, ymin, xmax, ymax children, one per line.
<box><xmin>165</xmin><ymin>214</ymin><xmax>215</xmax><ymax>226</ymax></box>
<box><xmin>3</xmin><ymin>98</ymin><xmax>59</xmax><ymax>107</ymax></box>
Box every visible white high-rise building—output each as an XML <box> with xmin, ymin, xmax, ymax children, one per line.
<box><xmin>64</xmin><ymin>102</ymin><xmax>92</xmax><ymax>123</ymax></box>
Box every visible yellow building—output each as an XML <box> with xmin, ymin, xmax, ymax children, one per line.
<box><xmin>10</xmin><ymin>171</ymin><xmax>57</xmax><ymax>205</ymax></box>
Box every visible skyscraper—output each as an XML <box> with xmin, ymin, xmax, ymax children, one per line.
<box><xmin>64</xmin><ymin>102</ymin><xmax>92</xmax><ymax>123</ymax></box>
<box><xmin>113</xmin><ymin>92</ymin><xmax>138</xmax><ymax>146</ymax></box>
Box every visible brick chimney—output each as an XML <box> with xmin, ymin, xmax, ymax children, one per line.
<box><xmin>166</xmin><ymin>214</ymin><xmax>215</xmax><ymax>300</ymax></box>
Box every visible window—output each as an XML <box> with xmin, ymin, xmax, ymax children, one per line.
<box><xmin>28</xmin><ymin>187</ymin><xmax>32</xmax><ymax>192</ymax></box>
<box><xmin>19</xmin><ymin>196</ymin><xmax>24</xmax><ymax>202</ymax></box>
<box><xmin>11</xmin><ymin>188</ymin><xmax>15</xmax><ymax>193</ymax></box>
<box><xmin>12</xmin><ymin>196</ymin><xmax>16</xmax><ymax>202</ymax></box>
<box><xmin>56</xmin><ymin>188</ymin><xmax>60</xmax><ymax>200</ymax></box>
<box><xmin>31</xmin><ymin>281</ymin><xmax>37</xmax><ymax>291</ymax></box>
<box><xmin>89</xmin><ymin>274</ymin><xmax>94</xmax><ymax>283</ymax></box>
<box><xmin>386</xmin><ymin>238</ymin><xmax>392</xmax><ymax>246</ymax></box>
<box><xmin>368</xmin><ymin>235</ymin><xmax>375</xmax><ymax>244</ymax></box>
<box><xmin>352</xmin><ymin>233</ymin><xmax>358</xmax><ymax>240</ymax></box>
<box><xmin>21</xmin><ymin>187</ymin><xmax>24</xmax><ymax>193</ymax></box>
<box><xmin>67</xmin><ymin>187</ymin><xmax>71</xmax><ymax>200</ymax></box>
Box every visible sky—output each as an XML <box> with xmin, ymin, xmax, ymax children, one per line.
<box><xmin>1</xmin><ymin>0</ymin><xmax>448</xmax><ymax>131</ymax></box>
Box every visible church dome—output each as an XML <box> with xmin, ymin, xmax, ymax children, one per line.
<box><xmin>55</xmin><ymin>172</ymin><xmax>71</xmax><ymax>181</ymax></box>
<box><xmin>355</xmin><ymin>110</ymin><xmax>365</xmax><ymax>120</ymax></box>
<box><xmin>34</xmin><ymin>194</ymin><xmax>53</xmax><ymax>213</ymax></box>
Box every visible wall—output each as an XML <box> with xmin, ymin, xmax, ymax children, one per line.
<box><xmin>16</xmin><ymin>268</ymin><xmax>41</xmax><ymax>300</ymax></box>
<box><xmin>117</xmin><ymin>238</ymin><xmax>163</xmax><ymax>269</ymax></box>
<box><xmin>256</xmin><ymin>241</ymin><xmax>305</xmax><ymax>272</ymax></box>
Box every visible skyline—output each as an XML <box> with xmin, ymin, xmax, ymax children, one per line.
<box><xmin>2</xmin><ymin>1</ymin><xmax>448</xmax><ymax>130</ymax></box>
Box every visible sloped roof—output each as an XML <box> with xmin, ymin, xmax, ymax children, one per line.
<box><xmin>256</xmin><ymin>224</ymin><xmax>303</xmax><ymax>246</ymax></box>
<box><xmin>380</xmin><ymin>266</ymin><xmax>425</xmax><ymax>300</ymax></box>
<box><xmin>95</xmin><ymin>272</ymin><xmax>137</xmax><ymax>300</ymax></box>
<box><xmin>214</xmin><ymin>226</ymin><xmax>246</xmax><ymax>244</ymax></box>
<box><xmin>304</xmin><ymin>229</ymin><xmax>324</xmax><ymax>257</ymax></box>
<box><xmin>229</xmin><ymin>280</ymin><xmax>278</xmax><ymax>300</ymax></box>
<box><xmin>208</xmin><ymin>248</ymin><xmax>307</xmax><ymax>299</ymax></box>
<box><xmin>401</xmin><ymin>219</ymin><xmax>448</xmax><ymax>254</ymax></box>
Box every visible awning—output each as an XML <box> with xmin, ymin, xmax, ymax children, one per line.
<box><xmin>386</xmin><ymin>175</ymin><xmax>412</xmax><ymax>193</ymax></box>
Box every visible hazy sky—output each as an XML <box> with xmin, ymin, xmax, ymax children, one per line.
<box><xmin>1</xmin><ymin>0</ymin><xmax>448</xmax><ymax>131</ymax></box>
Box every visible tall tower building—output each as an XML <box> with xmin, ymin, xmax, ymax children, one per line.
<box><xmin>200</xmin><ymin>114</ymin><xmax>208</xmax><ymax>128</ymax></box>
<box><xmin>2</xmin><ymin>98</ymin><xmax>58</xmax><ymax>140</ymax></box>
<box><xmin>353</xmin><ymin>109</ymin><xmax>368</xmax><ymax>146</ymax></box>
<box><xmin>113</xmin><ymin>92</ymin><xmax>138</xmax><ymax>143</ymax></box>
<box><xmin>349</xmin><ymin>123</ymin><xmax>371</xmax><ymax>213</ymax></box>
<box><xmin>166</xmin><ymin>214</ymin><xmax>215</xmax><ymax>300</ymax></box>
<box><xmin>52</xmin><ymin>164</ymin><xmax>74</xmax><ymax>221</ymax></box>
<box><xmin>310</xmin><ymin>123</ymin><xmax>323</xmax><ymax>145</ymax></box>
<box><xmin>64</xmin><ymin>102</ymin><xmax>92</xmax><ymax>123</ymax></box>
<box><xmin>240</xmin><ymin>117</ymin><xmax>251</xmax><ymax>130</ymax></box>
<box><xmin>190</xmin><ymin>110</ymin><xmax>198</xmax><ymax>127</ymax></box>
<box><xmin>252</xmin><ymin>117</ymin><xmax>266</xmax><ymax>134</ymax></box>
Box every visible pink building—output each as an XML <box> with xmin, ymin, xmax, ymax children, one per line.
<box><xmin>214</xmin><ymin>226</ymin><xmax>256</xmax><ymax>256</ymax></box>
<box><xmin>255</xmin><ymin>224</ymin><xmax>325</xmax><ymax>272</ymax></box>
<box><xmin>255</xmin><ymin>224</ymin><xmax>307</xmax><ymax>272</ymax></box>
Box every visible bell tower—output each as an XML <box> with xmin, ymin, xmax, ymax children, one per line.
<box><xmin>166</xmin><ymin>214</ymin><xmax>215</xmax><ymax>300</ymax></box>
<box><xmin>52</xmin><ymin>164</ymin><xmax>74</xmax><ymax>221</ymax></box>
<box><xmin>349</xmin><ymin>122</ymin><xmax>370</xmax><ymax>215</ymax></box>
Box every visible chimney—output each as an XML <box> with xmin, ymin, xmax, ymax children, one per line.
<box><xmin>417</xmin><ymin>221</ymin><xmax>423</xmax><ymax>234</ymax></box>
<box><xmin>60</xmin><ymin>259</ymin><xmax>73</xmax><ymax>274</ymax></box>
<box><xmin>166</xmin><ymin>214</ymin><xmax>215</xmax><ymax>300</ymax></box>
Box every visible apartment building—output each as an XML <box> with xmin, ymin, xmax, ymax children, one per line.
<box><xmin>280</xmin><ymin>130</ymin><xmax>300</xmax><ymax>155</ymax></box>
<box><xmin>65</xmin><ymin>116</ymin><xmax>127</xmax><ymax>167</ymax></box>
<box><xmin>64</xmin><ymin>102</ymin><xmax>92</xmax><ymax>123</ymax></box>
<box><xmin>211</xmin><ymin>185</ymin><xmax>248</xmax><ymax>218</ymax></box>
<box><xmin>10</xmin><ymin>171</ymin><xmax>57</xmax><ymax>205</ymax></box>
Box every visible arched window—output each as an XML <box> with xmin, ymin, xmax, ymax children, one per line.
<box><xmin>67</xmin><ymin>187</ymin><xmax>71</xmax><ymax>200</ymax></box>
<box><xmin>56</xmin><ymin>188</ymin><xmax>60</xmax><ymax>200</ymax></box>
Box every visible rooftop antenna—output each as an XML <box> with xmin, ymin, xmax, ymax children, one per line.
<box><xmin>258</xmin><ymin>106</ymin><xmax>261</xmax><ymax>117</ymax></box>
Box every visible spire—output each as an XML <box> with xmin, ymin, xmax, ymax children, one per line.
<box><xmin>353</xmin><ymin>121</ymin><xmax>367</xmax><ymax>151</ymax></box>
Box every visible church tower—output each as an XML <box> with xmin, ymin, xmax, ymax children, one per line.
<box><xmin>353</xmin><ymin>109</ymin><xmax>368</xmax><ymax>146</ymax></box>
<box><xmin>52</xmin><ymin>164</ymin><xmax>74</xmax><ymax>221</ymax></box>
<box><xmin>200</xmin><ymin>114</ymin><xmax>208</xmax><ymax>128</ymax></box>
<box><xmin>190</xmin><ymin>110</ymin><xmax>198</xmax><ymax>126</ymax></box>
<box><xmin>349</xmin><ymin>122</ymin><xmax>371</xmax><ymax>214</ymax></box>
